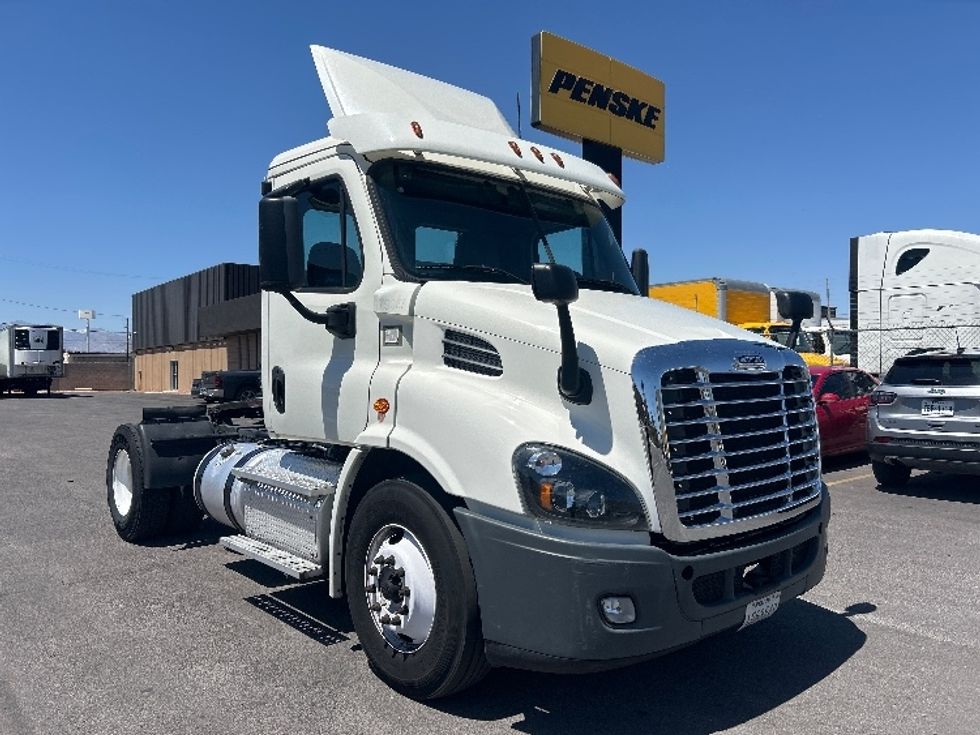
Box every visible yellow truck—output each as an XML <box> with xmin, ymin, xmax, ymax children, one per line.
<box><xmin>649</xmin><ymin>278</ymin><xmax>831</xmax><ymax>366</ymax></box>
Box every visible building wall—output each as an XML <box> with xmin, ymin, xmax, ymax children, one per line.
<box><xmin>53</xmin><ymin>354</ymin><xmax>133</xmax><ymax>391</ymax></box>
<box><xmin>134</xmin><ymin>342</ymin><xmax>228</xmax><ymax>394</ymax></box>
<box><xmin>227</xmin><ymin>331</ymin><xmax>261</xmax><ymax>371</ymax></box>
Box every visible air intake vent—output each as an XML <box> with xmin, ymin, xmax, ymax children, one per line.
<box><xmin>443</xmin><ymin>329</ymin><xmax>502</xmax><ymax>376</ymax></box>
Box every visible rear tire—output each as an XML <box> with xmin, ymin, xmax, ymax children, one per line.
<box><xmin>235</xmin><ymin>385</ymin><xmax>259</xmax><ymax>402</ymax></box>
<box><xmin>872</xmin><ymin>460</ymin><xmax>911</xmax><ymax>488</ymax></box>
<box><xmin>345</xmin><ymin>478</ymin><xmax>489</xmax><ymax>699</ymax></box>
<box><xmin>106</xmin><ymin>424</ymin><xmax>170</xmax><ymax>542</ymax></box>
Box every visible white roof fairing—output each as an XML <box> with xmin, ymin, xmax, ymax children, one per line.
<box><xmin>304</xmin><ymin>46</ymin><xmax>625</xmax><ymax>208</ymax></box>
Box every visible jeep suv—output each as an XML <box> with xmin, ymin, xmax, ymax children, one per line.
<box><xmin>868</xmin><ymin>349</ymin><xmax>980</xmax><ymax>486</ymax></box>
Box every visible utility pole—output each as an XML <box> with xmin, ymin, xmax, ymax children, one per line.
<box><xmin>125</xmin><ymin>317</ymin><xmax>130</xmax><ymax>360</ymax></box>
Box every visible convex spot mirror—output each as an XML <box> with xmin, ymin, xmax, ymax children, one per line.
<box><xmin>259</xmin><ymin>196</ymin><xmax>304</xmax><ymax>291</ymax></box>
<box><xmin>531</xmin><ymin>263</ymin><xmax>579</xmax><ymax>305</ymax></box>
<box><xmin>775</xmin><ymin>290</ymin><xmax>814</xmax><ymax>323</ymax></box>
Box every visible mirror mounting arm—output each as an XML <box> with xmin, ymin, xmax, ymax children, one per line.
<box><xmin>277</xmin><ymin>290</ymin><xmax>356</xmax><ymax>339</ymax></box>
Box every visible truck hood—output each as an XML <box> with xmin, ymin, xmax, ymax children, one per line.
<box><xmin>414</xmin><ymin>282</ymin><xmax>774</xmax><ymax>374</ymax></box>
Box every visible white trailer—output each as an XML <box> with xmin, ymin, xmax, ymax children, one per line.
<box><xmin>0</xmin><ymin>324</ymin><xmax>64</xmax><ymax>395</ymax></box>
<box><xmin>105</xmin><ymin>46</ymin><xmax>830</xmax><ymax>699</ymax></box>
<box><xmin>850</xmin><ymin>229</ymin><xmax>980</xmax><ymax>374</ymax></box>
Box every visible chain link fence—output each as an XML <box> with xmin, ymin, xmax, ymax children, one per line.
<box><xmin>852</xmin><ymin>323</ymin><xmax>980</xmax><ymax>376</ymax></box>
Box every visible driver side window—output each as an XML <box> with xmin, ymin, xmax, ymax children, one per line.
<box><xmin>298</xmin><ymin>180</ymin><xmax>364</xmax><ymax>291</ymax></box>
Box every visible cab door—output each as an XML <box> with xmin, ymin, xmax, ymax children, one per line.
<box><xmin>816</xmin><ymin>372</ymin><xmax>852</xmax><ymax>455</ymax></box>
<box><xmin>264</xmin><ymin>161</ymin><xmax>382</xmax><ymax>444</ymax></box>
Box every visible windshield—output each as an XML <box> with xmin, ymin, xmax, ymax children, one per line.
<box><xmin>746</xmin><ymin>325</ymin><xmax>816</xmax><ymax>352</ymax></box>
<box><xmin>885</xmin><ymin>356</ymin><xmax>980</xmax><ymax>386</ymax></box>
<box><xmin>370</xmin><ymin>160</ymin><xmax>638</xmax><ymax>293</ymax></box>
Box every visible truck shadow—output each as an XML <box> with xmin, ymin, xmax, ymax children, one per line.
<box><xmin>434</xmin><ymin>598</ymin><xmax>865</xmax><ymax>735</ymax></box>
<box><xmin>877</xmin><ymin>472</ymin><xmax>980</xmax><ymax>505</ymax></box>
<box><xmin>820</xmin><ymin>452</ymin><xmax>869</xmax><ymax>474</ymax></box>
<box><xmin>244</xmin><ymin>582</ymin><xmax>352</xmax><ymax>647</ymax></box>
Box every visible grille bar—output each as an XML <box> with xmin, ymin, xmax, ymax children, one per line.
<box><xmin>659</xmin><ymin>365</ymin><xmax>821</xmax><ymax>529</ymax></box>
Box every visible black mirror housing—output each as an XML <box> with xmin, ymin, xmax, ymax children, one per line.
<box><xmin>259</xmin><ymin>196</ymin><xmax>304</xmax><ymax>291</ymax></box>
<box><xmin>531</xmin><ymin>263</ymin><xmax>579</xmax><ymax>305</ymax></box>
<box><xmin>630</xmin><ymin>248</ymin><xmax>649</xmax><ymax>296</ymax></box>
<box><xmin>775</xmin><ymin>290</ymin><xmax>814</xmax><ymax>322</ymax></box>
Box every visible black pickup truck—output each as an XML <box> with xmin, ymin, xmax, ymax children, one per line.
<box><xmin>198</xmin><ymin>369</ymin><xmax>261</xmax><ymax>403</ymax></box>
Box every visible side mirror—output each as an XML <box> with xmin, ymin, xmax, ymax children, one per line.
<box><xmin>775</xmin><ymin>290</ymin><xmax>814</xmax><ymax>322</ymax></box>
<box><xmin>819</xmin><ymin>392</ymin><xmax>841</xmax><ymax>405</ymax></box>
<box><xmin>531</xmin><ymin>263</ymin><xmax>579</xmax><ymax>305</ymax></box>
<box><xmin>259</xmin><ymin>196</ymin><xmax>304</xmax><ymax>291</ymax></box>
<box><xmin>630</xmin><ymin>248</ymin><xmax>649</xmax><ymax>297</ymax></box>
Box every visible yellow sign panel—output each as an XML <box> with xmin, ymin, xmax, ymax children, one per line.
<box><xmin>531</xmin><ymin>31</ymin><xmax>665</xmax><ymax>164</ymax></box>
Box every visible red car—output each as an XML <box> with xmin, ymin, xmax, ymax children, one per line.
<box><xmin>810</xmin><ymin>366</ymin><xmax>879</xmax><ymax>457</ymax></box>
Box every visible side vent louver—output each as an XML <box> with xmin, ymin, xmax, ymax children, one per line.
<box><xmin>443</xmin><ymin>329</ymin><xmax>502</xmax><ymax>376</ymax></box>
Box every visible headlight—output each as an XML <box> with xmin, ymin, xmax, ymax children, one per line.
<box><xmin>513</xmin><ymin>444</ymin><xmax>647</xmax><ymax>530</ymax></box>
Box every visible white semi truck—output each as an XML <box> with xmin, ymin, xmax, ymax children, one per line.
<box><xmin>0</xmin><ymin>324</ymin><xmax>64</xmax><ymax>396</ymax></box>
<box><xmin>105</xmin><ymin>47</ymin><xmax>829</xmax><ymax>699</ymax></box>
<box><xmin>850</xmin><ymin>229</ymin><xmax>980</xmax><ymax>374</ymax></box>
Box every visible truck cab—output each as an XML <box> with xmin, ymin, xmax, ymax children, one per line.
<box><xmin>106</xmin><ymin>46</ymin><xmax>829</xmax><ymax>699</ymax></box>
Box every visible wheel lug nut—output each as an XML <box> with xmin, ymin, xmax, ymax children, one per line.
<box><xmin>380</xmin><ymin>614</ymin><xmax>391</xmax><ymax>624</ymax></box>
<box><xmin>401</xmin><ymin>587</ymin><xmax>410</xmax><ymax>598</ymax></box>
<box><xmin>369</xmin><ymin>603</ymin><xmax>381</xmax><ymax>612</ymax></box>
<box><xmin>368</xmin><ymin>567</ymin><xmax>378</xmax><ymax>577</ymax></box>
<box><xmin>365</xmin><ymin>583</ymin><xmax>376</xmax><ymax>593</ymax></box>
<box><xmin>374</xmin><ymin>556</ymin><xmax>384</xmax><ymax>565</ymax></box>
<box><xmin>399</xmin><ymin>605</ymin><xmax>409</xmax><ymax>615</ymax></box>
<box><xmin>386</xmin><ymin>555</ymin><xmax>395</xmax><ymax>566</ymax></box>
<box><xmin>390</xmin><ymin>615</ymin><xmax>402</xmax><ymax>626</ymax></box>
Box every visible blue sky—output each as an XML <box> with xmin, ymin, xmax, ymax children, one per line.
<box><xmin>2</xmin><ymin>0</ymin><xmax>979</xmax><ymax>331</ymax></box>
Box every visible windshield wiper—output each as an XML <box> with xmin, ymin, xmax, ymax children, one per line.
<box><xmin>513</xmin><ymin>168</ymin><xmax>556</xmax><ymax>264</ymax></box>
<box><xmin>575</xmin><ymin>277</ymin><xmax>635</xmax><ymax>294</ymax></box>
<box><xmin>416</xmin><ymin>263</ymin><xmax>528</xmax><ymax>284</ymax></box>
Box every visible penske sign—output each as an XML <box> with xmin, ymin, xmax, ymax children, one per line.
<box><xmin>531</xmin><ymin>31</ymin><xmax>665</xmax><ymax>164</ymax></box>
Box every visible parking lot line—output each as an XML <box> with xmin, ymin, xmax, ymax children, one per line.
<box><xmin>826</xmin><ymin>473</ymin><xmax>873</xmax><ymax>487</ymax></box>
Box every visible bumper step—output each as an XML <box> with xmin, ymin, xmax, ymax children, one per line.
<box><xmin>220</xmin><ymin>534</ymin><xmax>323</xmax><ymax>580</ymax></box>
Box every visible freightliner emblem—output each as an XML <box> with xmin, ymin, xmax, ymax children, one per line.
<box><xmin>733</xmin><ymin>354</ymin><xmax>767</xmax><ymax>372</ymax></box>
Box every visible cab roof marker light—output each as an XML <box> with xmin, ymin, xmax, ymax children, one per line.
<box><xmin>508</xmin><ymin>141</ymin><xmax>523</xmax><ymax>158</ymax></box>
<box><xmin>530</xmin><ymin>146</ymin><xmax>545</xmax><ymax>163</ymax></box>
<box><xmin>550</xmin><ymin>152</ymin><xmax>565</xmax><ymax>168</ymax></box>
<box><xmin>411</xmin><ymin>121</ymin><xmax>424</xmax><ymax>139</ymax></box>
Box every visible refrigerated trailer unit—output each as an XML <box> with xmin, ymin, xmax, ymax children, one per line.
<box><xmin>0</xmin><ymin>324</ymin><xmax>64</xmax><ymax>395</ymax></box>
<box><xmin>850</xmin><ymin>229</ymin><xmax>980</xmax><ymax>375</ymax></box>
<box><xmin>105</xmin><ymin>46</ymin><xmax>830</xmax><ymax>699</ymax></box>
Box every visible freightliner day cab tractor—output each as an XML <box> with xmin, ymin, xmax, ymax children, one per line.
<box><xmin>0</xmin><ymin>324</ymin><xmax>64</xmax><ymax>396</ymax></box>
<box><xmin>106</xmin><ymin>47</ymin><xmax>830</xmax><ymax>699</ymax></box>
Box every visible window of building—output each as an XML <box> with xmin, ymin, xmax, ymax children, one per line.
<box><xmin>169</xmin><ymin>360</ymin><xmax>179</xmax><ymax>391</ymax></box>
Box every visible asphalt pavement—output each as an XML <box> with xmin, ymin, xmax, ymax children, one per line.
<box><xmin>1</xmin><ymin>391</ymin><xmax>977</xmax><ymax>735</ymax></box>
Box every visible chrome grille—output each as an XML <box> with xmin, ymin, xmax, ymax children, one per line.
<box><xmin>443</xmin><ymin>329</ymin><xmax>502</xmax><ymax>376</ymax></box>
<box><xmin>659</xmin><ymin>365</ymin><xmax>820</xmax><ymax>529</ymax></box>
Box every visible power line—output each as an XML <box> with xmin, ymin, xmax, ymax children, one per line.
<box><xmin>0</xmin><ymin>297</ymin><xmax>128</xmax><ymax>320</ymax></box>
<box><xmin>0</xmin><ymin>254</ymin><xmax>161</xmax><ymax>280</ymax></box>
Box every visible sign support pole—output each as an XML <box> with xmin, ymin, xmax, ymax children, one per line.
<box><xmin>581</xmin><ymin>138</ymin><xmax>624</xmax><ymax>244</ymax></box>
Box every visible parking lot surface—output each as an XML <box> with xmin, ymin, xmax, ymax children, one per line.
<box><xmin>1</xmin><ymin>391</ymin><xmax>978</xmax><ymax>735</ymax></box>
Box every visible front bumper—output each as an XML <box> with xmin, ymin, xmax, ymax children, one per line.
<box><xmin>455</xmin><ymin>486</ymin><xmax>830</xmax><ymax>673</ymax></box>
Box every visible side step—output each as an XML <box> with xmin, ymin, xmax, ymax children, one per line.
<box><xmin>221</xmin><ymin>535</ymin><xmax>323</xmax><ymax>580</ymax></box>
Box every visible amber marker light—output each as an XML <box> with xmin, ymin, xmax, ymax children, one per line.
<box><xmin>538</xmin><ymin>482</ymin><xmax>554</xmax><ymax>511</ymax></box>
<box><xmin>508</xmin><ymin>141</ymin><xmax>523</xmax><ymax>157</ymax></box>
<box><xmin>373</xmin><ymin>398</ymin><xmax>390</xmax><ymax>415</ymax></box>
<box><xmin>550</xmin><ymin>152</ymin><xmax>565</xmax><ymax>168</ymax></box>
<box><xmin>410</xmin><ymin>121</ymin><xmax>424</xmax><ymax>139</ymax></box>
<box><xmin>530</xmin><ymin>146</ymin><xmax>544</xmax><ymax>163</ymax></box>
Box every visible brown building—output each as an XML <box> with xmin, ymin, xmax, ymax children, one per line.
<box><xmin>132</xmin><ymin>264</ymin><xmax>260</xmax><ymax>393</ymax></box>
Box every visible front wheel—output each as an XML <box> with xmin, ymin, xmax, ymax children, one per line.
<box><xmin>872</xmin><ymin>460</ymin><xmax>911</xmax><ymax>488</ymax></box>
<box><xmin>345</xmin><ymin>478</ymin><xmax>488</xmax><ymax>699</ymax></box>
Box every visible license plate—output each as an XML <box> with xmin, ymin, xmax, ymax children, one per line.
<box><xmin>739</xmin><ymin>591</ymin><xmax>781</xmax><ymax>630</ymax></box>
<box><xmin>921</xmin><ymin>399</ymin><xmax>954</xmax><ymax>417</ymax></box>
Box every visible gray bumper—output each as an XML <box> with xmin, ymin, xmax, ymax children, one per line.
<box><xmin>455</xmin><ymin>487</ymin><xmax>830</xmax><ymax>673</ymax></box>
<box><xmin>870</xmin><ymin>444</ymin><xmax>980</xmax><ymax>476</ymax></box>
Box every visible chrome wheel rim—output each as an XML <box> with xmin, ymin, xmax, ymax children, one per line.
<box><xmin>364</xmin><ymin>524</ymin><xmax>437</xmax><ymax>653</ymax></box>
<box><xmin>111</xmin><ymin>449</ymin><xmax>134</xmax><ymax>517</ymax></box>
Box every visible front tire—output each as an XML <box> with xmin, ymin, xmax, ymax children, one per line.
<box><xmin>872</xmin><ymin>460</ymin><xmax>911</xmax><ymax>488</ymax></box>
<box><xmin>345</xmin><ymin>478</ymin><xmax>488</xmax><ymax>699</ymax></box>
<box><xmin>106</xmin><ymin>424</ymin><xmax>170</xmax><ymax>542</ymax></box>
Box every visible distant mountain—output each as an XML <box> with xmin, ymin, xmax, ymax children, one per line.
<box><xmin>64</xmin><ymin>329</ymin><xmax>129</xmax><ymax>354</ymax></box>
